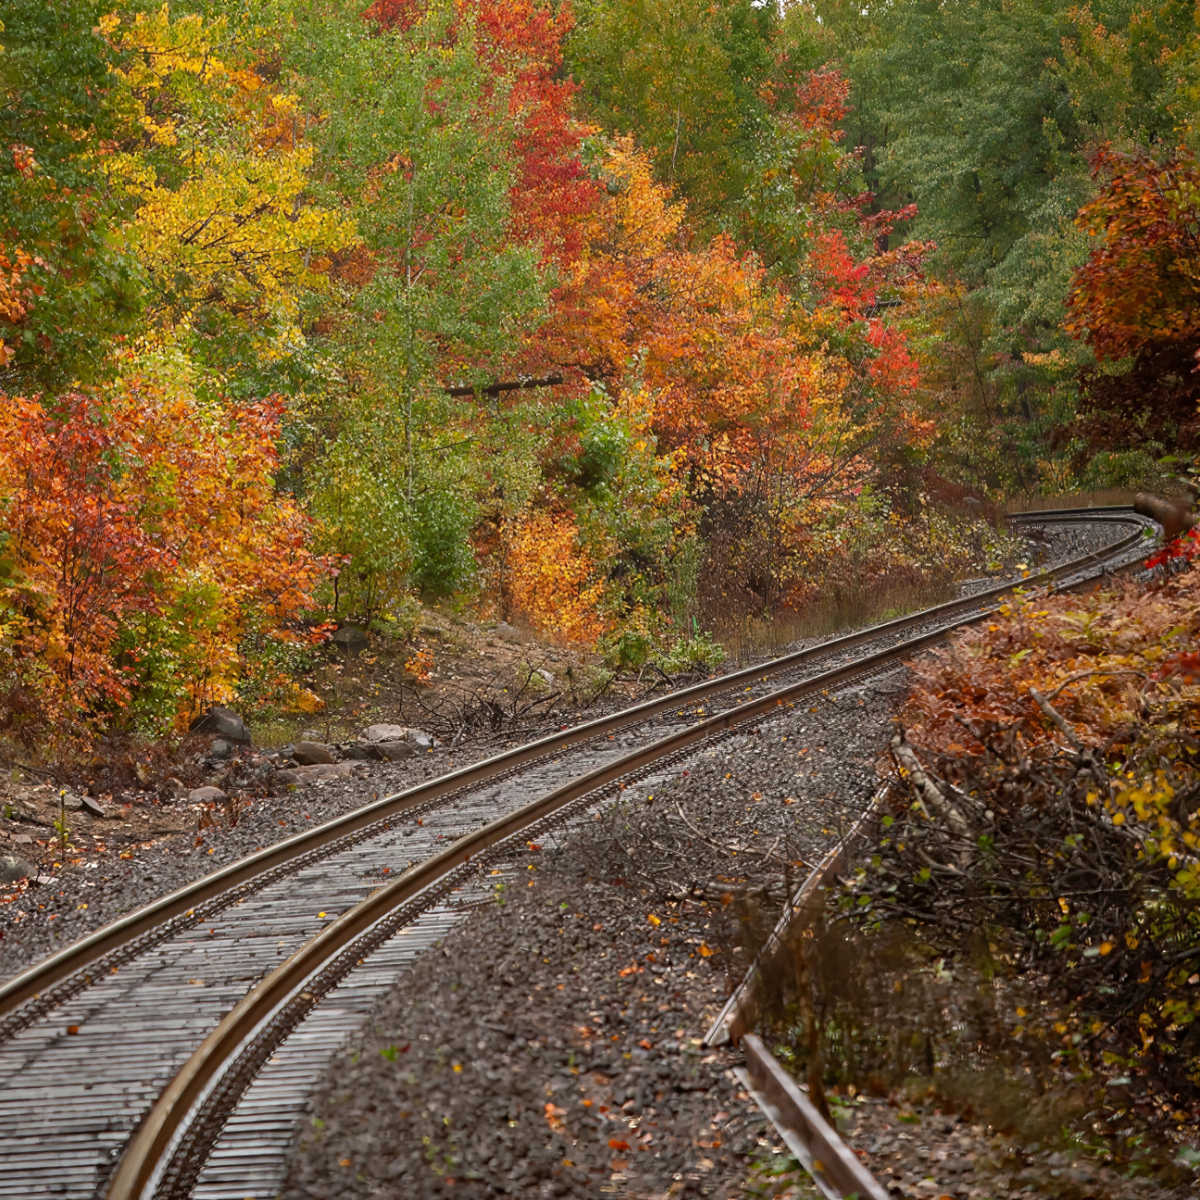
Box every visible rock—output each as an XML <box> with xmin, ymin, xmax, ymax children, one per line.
<box><xmin>299</xmin><ymin>728</ymin><xmax>323</xmax><ymax>743</ymax></box>
<box><xmin>331</xmin><ymin>623</ymin><xmax>369</xmax><ymax>651</ymax></box>
<box><xmin>360</xmin><ymin>722</ymin><xmax>408</xmax><ymax>743</ymax></box>
<box><xmin>535</xmin><ymin>668</ymin><xmax>554</xmax><ymax>687</ymax></box>
<box><xmin>0</xmin><ymin>853</ymin><xmax>35</xmax><ymax>884</ymax></box>
<box><xmin>208</xmin><ymin>738</ymin><xmax>235</xmax><ymax>761</ymax></box>
<box><xmin>276</xmin><ymin>762</ymin><xmax>355</xmax><ymax>786</ymax></box>
<box><xmin>494</xmin><ymin>621</ymin><xmax>523</xmax><ymax>643</ymax></box>
<box><xmin>360</xmin><ymin>723</ymin><xmax>433</xmax><ymax>748</ymax></box>
<box><xmin>188</xmin><ymin>785</ymin><xmax>228</xmax><ymax>804</ymax></box>
<box><xmin>79</xmin><ymin>794</ymin><xmax>106</xmax><ymax>819</ymax></box>
<box><xmin>189</xmin><ymin>705</ymin><xmax>251</xmax><ymax>744</ymax></box>
<box><xmin>342</xmin><ymin>744</ymin><xmax>375</xmax><ymax>761</ymax></box>
<box><xmin>375</xmin><ymin>740</ymin><xmax>416</xmax><ymax>761</ymax></box>
<box><xmin>292</xmin><ymin>741</ymin><xmax>336</xmax><ymax>765</ymax></box>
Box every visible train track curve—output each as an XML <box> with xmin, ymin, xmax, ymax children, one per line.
<box><xmin>0</xmin><ymin>508</ymin><xmax>1158</xmax><ymax>1199</ymax></box>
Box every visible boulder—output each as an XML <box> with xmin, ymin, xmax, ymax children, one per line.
<box><xmin>292</xmin><ymin>741</ymin><xmax>336</xmax><ymax>765</ymax></box>
<box><xmin>0</xmin><ymin>853</ymin><xmax>36</xmax><ymax>885</ymax></box>
<box><xmin>189</xmin><ymin>706</ymin><xmax>251</xmax><ymax>744</ymax></box>
<box><xmin>331</xmin><ymin>623</ymin><xmax>369</xmax><ymax>651</ymax></box>
<box><xmin>360</xmin><ymin>723</ymin><xmax>434</xmax><ymax>749</ymax></box>
<box><xmin>276</xmin><ymin>762</ymin><xmax>355</xmax><ymax>786</ymax></box>
<box><xmin>208</xmin><ymin>738</ymin><xmax>235</xmax><ymax>761</ymax></box>
<box><xmin>189</xmin><ymin>785</ymin><xmax>228</xmax><ymax>804</ymax></box>
<box><xmin>494</xmin><ymin>621</ymin><xmax>523</xmax><ymax>643</ymax></box>
<box><xmin>375</xmin><ymin>740</ymin><xmax>416</xmax><ymax>761</ymax></box>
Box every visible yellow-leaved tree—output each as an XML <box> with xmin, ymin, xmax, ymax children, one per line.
<box><xmin>99</xmin><ymin>5</ymin><xmax>356</xmax><ymax>370</ymax></box>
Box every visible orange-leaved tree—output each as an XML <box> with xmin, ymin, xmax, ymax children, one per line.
<box><xmin>504</xmin><ymin>510</ymin><xmax>608</xmax><ymax>645</ymax></box>
<box><xmin>0</xmin><ymin>375</ymin><xmax>326</xmax><ymax>745</ymax></box>
<box><xmin>1066</xmin><ymin>144</ymin><xmax>1200</xmax><ymax>454</ymax></box>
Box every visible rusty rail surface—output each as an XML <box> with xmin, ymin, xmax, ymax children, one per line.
<box><xmin>739</xmin><ymin>1033</ymin><xmax>891</xmax><ymax>1200</ymax></box>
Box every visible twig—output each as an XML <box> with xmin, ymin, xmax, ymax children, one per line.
<box><xmin>1042</xmin><ymin>669</ymin><xmax>1146</xmax><ymax>703</ymax></box>
<box><xmin>672</xmin><ymin>801</ymin><xmax>804</xmax><ymax>868</ymax></box>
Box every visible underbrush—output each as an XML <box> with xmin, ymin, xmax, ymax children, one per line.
<box><xmin>748</xmin><ymin>552</ymin><xmax>1200</xmax><ymax>1190</ymax></box>
<box><xmin>709</xmin><ymin>504</ymin><xmax>1023</xmax><ymax>661</ymax></box>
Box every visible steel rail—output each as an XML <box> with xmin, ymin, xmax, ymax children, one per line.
<box><xmin>104</xmin><ymin>510</ymin><xmax>1156</xmax><ymax>1198</ymax></box>
<box><xmin>0</xmin><ymin>508</ymin><xmax>1150</xmax><ymax>1031</ymax></box>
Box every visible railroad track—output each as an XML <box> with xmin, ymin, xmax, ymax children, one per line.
<box><xmin>0</xmin><ymin>508</ymin><xmax>1157</xmax><ymax>1199</ymax></box>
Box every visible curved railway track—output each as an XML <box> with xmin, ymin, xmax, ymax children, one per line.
<box><xmin>0</xmin><ymin>508</ymin><xmax>1157</xmax><ymax>1199</ymax></box>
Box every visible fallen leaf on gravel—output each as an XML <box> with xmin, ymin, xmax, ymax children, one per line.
<box><xmin>647</xmin><ymin>913</ymin><xmax>661</xmax><ymax>926</ymax></box>
<box><xmin>545</xmin><ymin>1102</ymin><xmax>565</xmax><ymax>1132</ymax></box>
<box><xmin>698</xmin><ymin>943</ymin><xmax>715</xmax><ymax>958</ymax></box>
<box><xmin>608</xmin><ymin>1139</ymin><xmax>629</xmax><ymax>1151</ymax></box>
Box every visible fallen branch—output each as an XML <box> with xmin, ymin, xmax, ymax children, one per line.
<box><xmin>1030</xmin><ymin>687</ymin><xmax>1084</xmax><ymax>753</ymax></box>
<box><xmin>890</xmin><ymin>734</ymin><xmax>973</xmax><ymax>852</ymax></box>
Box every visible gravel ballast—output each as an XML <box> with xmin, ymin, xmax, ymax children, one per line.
<box><xmin>2</xmin><ymin>520</ymin><xmax>1162</xmax><ymax>1197</ymax></box>
<box><xmin>0</xmin><ymin>747</ymin><xmax>494</xmax><ymax>983</ymax></box>
<box><xmin>280</xmin><ymin>673</ymin><xmax>906</xmax><ymax>1198</ymax></box>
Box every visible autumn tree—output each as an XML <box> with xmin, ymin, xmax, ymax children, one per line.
<box><xmin>99</xmin><ymin>5</ymin><xmax>357</xmax><ymax>400</ymax></box>
<box><xmin>0</xmin><ymin>377</ymin><xmax>323</xmax><ymax>743</ymax></box>
<box><xmin>284</xmin><ymin>0</ymin><xmax>547</xmax><ymax>611</ymax></box>
<box><xmin>0</xmin><ymin>0</ymin><xmax>140</xmax><ymax>390</ymax></box>
<box><xmin>567</xmin><ymin>0</ymin><xmax>774</xmax><ymax>223</ymax></box>
<box><xmin>789</xmin><ymin>0</ymin><xmax>1200</xmax><ymax>487</ymax></box>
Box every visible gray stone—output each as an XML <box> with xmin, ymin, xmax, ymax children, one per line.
<box><xmin>0</xmin><ymin>853</ymin><xmax>36</xmax><ymax>884</ymax></box>
<box><xmin>331</xmin><ymin>623</ymin><xmax>369</xmax><ymax>651</ymax></box>
<box><xmin>276</xmin><ymin>762</ymin><xmax>354</xmax><ymax>786</ymax></box>
<box><xmin>79</xmin><ymin>794</ymin><xmax>106</xmax><ymax>819</ymax></box>
<box><xmin>292</xmin><ymin>741</ymin><xmax>336</xmax><ymax>765</ymax></box>
<box><xmin>361</xmin><ymin>722</ymin><xmax>409</xmax><ymax>743</ymax></box>
<box><xmin>375</xmin><ymin>740</ymin><xmax>416</xmax><ymax>761</ymax></box>
<box><xmin>208</xmin><ymin>738</ymin><xmax>234</xmax><ymax>760</ymax></box>
<box><xmin>494</xmin><ymin>621</ymin><xmax>523</xmax><ymax>643</ymax></box>
<box><xmin>189</xmin><ymin>705</ymin><xmax>251</xmax><ymax>744</ymax></box>
<box><xmin>342</xmin><ymin>744</ymin><xmax>376</xmax><ymax>761</ymax></box>
<box><xmin>188</xmin><ymin>785</ymin><xmax>228</xmax><ymax>804</ymax></box>
<box><xmin>360</xmin><ymin>723</ymin><xmax>433</xmax><ymax>748</ymax></box>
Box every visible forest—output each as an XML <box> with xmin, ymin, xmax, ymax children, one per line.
<box><xmin>1</xmin><ymin>0</ymin><xmax>1198</xmax><ymax>748</ymax></box>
